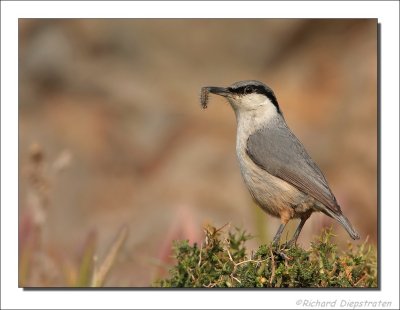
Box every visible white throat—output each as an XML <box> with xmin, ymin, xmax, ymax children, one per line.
<box><xmin>234</xmin><ymin>96</ymin><xmax>278</xmax><ymax>128</ymax></box>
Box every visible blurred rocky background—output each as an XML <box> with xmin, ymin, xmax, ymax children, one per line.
<box><xmin>18</xmin><ymin>19</ymin><xmax>377</xmax><ymax>287</ymax></box>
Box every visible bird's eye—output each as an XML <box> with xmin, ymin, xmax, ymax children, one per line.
<box><xmin>244</xmin><ymin>86</ymin><xmax>253</xmax><ymax>94</ymax></box>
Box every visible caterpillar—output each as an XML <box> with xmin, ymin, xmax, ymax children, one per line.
<box><xmin>200</xmin><ymin>87</ymin><xmax>210</xmax><ymax>109</ymax></box>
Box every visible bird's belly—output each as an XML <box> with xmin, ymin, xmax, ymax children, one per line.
<box><xmin>237</xmin><ymin>152</ymin><xmax>313</xmax><ymax>220</ymax></box>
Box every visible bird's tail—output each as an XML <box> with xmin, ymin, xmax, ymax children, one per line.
<box><xmin>331</xmin><ymin>212</ymin><xmax>360</xmax><ymax>240</ymax></box>
<box><xmin>317</xmin><ymin>206</ymin><xmax>360</xmax><ymax>240</ymax></box>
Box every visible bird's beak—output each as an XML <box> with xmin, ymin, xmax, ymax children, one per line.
<box><xmin>207</xmin><ymin>87</ymin><xmax>231</xmax><ymax>97</ymax></box>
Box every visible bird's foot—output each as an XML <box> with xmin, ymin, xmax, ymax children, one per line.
<box><xmin>271</xmin><ymin>243</ymin><xmax>292</xmax><ymax>261</ymax></box>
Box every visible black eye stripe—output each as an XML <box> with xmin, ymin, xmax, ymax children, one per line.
<box><xmin>228</xmin><ymin>85</ymin><xmax>268</xmax><ymax>95</ymax></box>
<box><xmin>227</xmin><ymin>83</ymin><xmax>281</xmax><ymax>114</ymax></box>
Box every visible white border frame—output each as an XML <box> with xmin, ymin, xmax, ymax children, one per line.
<box><xmin>1</xmin><ymin>1</ymin><xmax>399</xmax><ymax>309</ymax></box>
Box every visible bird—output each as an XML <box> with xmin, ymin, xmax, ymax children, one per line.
<box><xmin>200</xmin><ymin>80</ymin><xmax>360</xmax><ymax>245</ymax></box>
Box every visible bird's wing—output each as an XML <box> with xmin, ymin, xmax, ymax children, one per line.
<box><xmin>246</xmin><ymin>121</ymin><xmax>341</xmax><ymax>215</ymax></box>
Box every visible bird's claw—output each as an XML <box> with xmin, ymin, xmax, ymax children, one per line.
<box><xmin>271</xmin><ymin>243</ymin><xmax>292</xmax><ymax>261</ymax></box>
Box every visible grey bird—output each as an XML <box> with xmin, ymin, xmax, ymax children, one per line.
<box><xmin>200</xmin><ymin>80</ymin><xmax>360</xmax><ymax>245</ymax></box>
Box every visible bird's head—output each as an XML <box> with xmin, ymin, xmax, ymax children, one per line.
<box><xmin>201</xmin><ymin>80</ymin><xmax>281</xmax><ymax>116</ymax></box>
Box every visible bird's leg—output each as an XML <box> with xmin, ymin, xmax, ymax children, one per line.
<box><xmin>272</xmin><ymin>223</ymin><xmax>286</xmax><ymax>246</ymax></box>
<box><xmin>286</xmin><ymin>213</ymin><xmax>311</xmax><ymax>247</ymax></box>
<box><xmin>272</xmin><ymin>223</ymin><xmax>294</xmax><ymax>260</ymax></box>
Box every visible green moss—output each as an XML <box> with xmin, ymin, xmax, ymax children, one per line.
<box><xmin>155</xmin><ymin>225</ymin><xmax>377</xmax><ymax>288</ymax></box>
